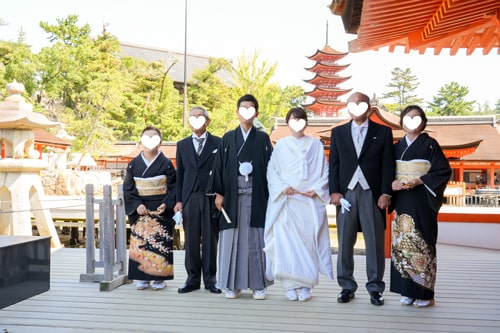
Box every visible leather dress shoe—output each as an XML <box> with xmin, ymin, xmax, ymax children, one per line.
<box><xmin>205</xmin><ymin>285</ymin><xmax>222</xmax><ymax>294</ymax></box>
<box><xmin>337</xmin><ymin>289</ymin><xmax>355</xmax><ymax>303</ymax></box>
<box><xmin>370</xmin><ymin>291</ymin><xmax>385</xmax><ymax>306</ymax></box>
<box><xmin>177</xmin><ymin>284</ymin><xmax>200</xmax><ymax>293</ymax></box>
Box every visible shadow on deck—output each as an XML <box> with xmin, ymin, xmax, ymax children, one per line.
<box><xmin>0</xmin><ymin>244</ymin><xmax>499</xmax><ymax>333</ymax></box>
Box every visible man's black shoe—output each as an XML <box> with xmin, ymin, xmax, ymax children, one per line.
<box><xmin>205</xmin><ymin>285</ymin><xmax>222</xmax><ymax>294</ymax></box>
<box><xmin>337</xmin><ymin>289</ymin><xmax>355</xmax><ymax>303</ymax></box>
<box><xmin>177</xmin><ymin>284</ymin><xmax>200</xmax><ymax>294</ymax></box>
<box><xmin>370</xmin><ymin>291</ymin><xmax>385</xmax><ymax>306</ymax></box>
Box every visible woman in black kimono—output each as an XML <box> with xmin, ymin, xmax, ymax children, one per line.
<box><xmin>390</xmin><ymin>105</ymin><xmax>451</xmax><ymax>307</ymax></box>
<box><xmin>123</xmin><ymin>126</ymin><xmax>177</xmax><ymax>290</ymax></box>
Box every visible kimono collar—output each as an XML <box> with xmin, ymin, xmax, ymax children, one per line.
<box><xmin>239</xmin><ymin>125</ymin><xmax>253</xmax><ymax>141</ymax></box>
<box><xmin>140</xmin><ymin>150</ymin><xmax>161</xmax><ymax>168</ymax></box>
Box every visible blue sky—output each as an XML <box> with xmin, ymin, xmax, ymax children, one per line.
<box><xmin>1</xmin><ymin>0</ymin><xmax>499</xmax><ymax>106</ymax></box>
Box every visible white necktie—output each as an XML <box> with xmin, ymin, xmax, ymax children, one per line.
<box><xmin>356</xmin><ymin>126</ymin><xmax>365</xmax><ymax>154</ymax></box>
<box><xmin>357</xmin><ymin>126</ymin><xmax>365</xmax><ymax>145</ymax></box>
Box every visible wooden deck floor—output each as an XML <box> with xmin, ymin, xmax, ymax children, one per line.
<box><xmin>1</xmin><ymin>244</ymin><xmax>499</xmax><ymax>333</ymax></box>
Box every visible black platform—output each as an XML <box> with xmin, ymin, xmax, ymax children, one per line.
<box><xmin>0</xmin><ymin>235</ymin><xmax>51</xmax><ymax>309</ymax></box>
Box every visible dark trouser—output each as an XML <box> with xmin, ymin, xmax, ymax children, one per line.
<box><xmin>183</xmin><ymin>191</ymin><xmax>219</xmax><ymax>287</ymax></box>
<box><xmin>336</xmin><ymin>184</ymin><xmax>386</xmax><ymax>293</ymax></box>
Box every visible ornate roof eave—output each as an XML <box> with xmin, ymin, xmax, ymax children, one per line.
<box><xmin>305</xmin><ymin>63</ymin><xmax>350</xmax><ymax>73</ymax></box>
<box><xmin>307</xmin><ymin>45</ymin><xmax>349</xmax><ymax>60</ymax></box>
<box><xmin>441</xmin><ymin>139</ymin><xmax>484</xmax><ymax>159</ymax></box>
<box><xmin>304</xmin><ymin>74</ymin><xmax>352</xmax><ymax>85</ymax></box>
<box><xmin>329</xmin><ymin>0</ymin><xmax>500</xmax><ymax>55</ymax></box>
<box><xmin>303</xmin><ymin>102</ymin><xmax>347</xmax><ymax>112</ymax></box>
<box><xmin>305</xmin><ymin>87</ymin><xmax>352</xmax><ymax>99</ymax></box>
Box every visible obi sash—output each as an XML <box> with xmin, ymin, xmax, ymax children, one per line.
<box><xmin>395</xmin><ymin>159</ymin><xmax>431</xmax><ymax>184</ymax></box>
<box><xmin>133</xmin><ymin>175</ymin><xmax>167</xmax><ymax>196</ymax></box>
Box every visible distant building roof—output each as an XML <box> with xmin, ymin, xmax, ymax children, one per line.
<box><xmin>33</xmin><ymin>129</ymin><xmax>71</xmax><ymax>148</ymax></box>
<box><xmin>120</xmin><ymin>42</ymin><xmax>233</xmax><ymax>85</ymax></box>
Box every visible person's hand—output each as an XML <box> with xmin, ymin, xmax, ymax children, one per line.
<box><xmin>300</xmin><ymin>190</ymin><xmax>316</xmax><ymax>198</ymax></box>
<box><xmin>377</xmin><ymin>194</ymin><xmax>391</xmax><ymax>209</ymax></box>
<box><xmin>393</xmin><ymin>178</ymin><xmax>422</xmax><ymax>191</ymax></box>
<box><xmin>215</xmin><ymin>193</ymin><xmax>224</xmax><ymax>211</ymax></box>
<box><xmin>136</xmin><ymin>204</ymin><xmax>148</xmax><ymax>215</ymax></box>
<box><xmin>173</xmin><ymin>202</ymin><xmax>182</xmax><ymax>213</ymax></box>
<box><xmin>283</xmin><ymin>186</ymin><xmax>297</xmax><ymax>195</ymax></box>
<box><xmin>156</xmin><ymin>203</ymin><xmax>167</xmax><ymax>214</ymax></box>
<box><xmin>392</xmin><ymin>180</ymin><xmax>407</xmax><ymax>191</ymax></box>
<box><xmin>408</xmin><ymin>178</ymin><xmax>423</xmax><ymax>189</ymax></box>
<box><xmin>330</xmin><ymin>192</ymin><xmax>343</xmax><ymax>206</ymax></box>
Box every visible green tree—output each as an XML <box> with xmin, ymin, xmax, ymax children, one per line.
<box><xmin>381</xmin><ymin>67</ymin><xmax>422</xmax><ymax>111</ymax></box>
<box><xmin>1</xmin><ymin>16</ymin><xmax>305</xmax><ymax>152</ymax></box>
<box><xmin>230</xmin><ymin>51</ymin><xmax>300</xmax><ymax>131</ymax></box>
<box><xmin>187</xmin><ymin>52</ymin><xmax>304</xmax><ymax>136</ymax></box>
<box><xmin>36</xmin><ymin>15</ymin><xmax>134</xmax><ymax>164</ymax></box>
<box><xmin>475</xmin><ymin>101</ymin><xmax>494</xmax><ymax>115</ymax></box>
<box><xmin>494</xmin><ymin>99</ymin><xmax>500</xmax><ymax>114</ymax></box>
<box><xmin>186</xmin><ymin>57</ymin><xmax>235</xmax><ymax>136</ymax></box>
<box><xmin>428</xmin><ymin>81</ymin><xmax>475</xmax><ymax>116</ymax></box>
<box><xmin>0</xmin><ymin>31</ymin><xmax>39</xmax><ymax>99</ymax></box>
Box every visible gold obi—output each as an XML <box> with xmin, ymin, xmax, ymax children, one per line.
<box><xmin>396</xmin><ymin>159</ymin><xmax>431</xmax><ymax>184</ymax></box>
<box><xmin>134</xmin><ymin>175</ymin><xmax>167</xmax><ymax>196</ymax></box>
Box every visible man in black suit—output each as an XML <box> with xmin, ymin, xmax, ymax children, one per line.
<box><xmin>174</xmin><ymin>106</ymin><xmax>222</xmax><ymax>294</ymax></box>
<box><xmin>329</xmin><ymin>92</ymin><xmax>394</xmax><ymax>306</ymax></box>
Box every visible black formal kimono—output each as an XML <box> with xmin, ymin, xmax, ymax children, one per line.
<box><xmin>390</xmin><ymin>133</ymin><xmax>451</xmax><ymax>300</ymax></box>
<box><xmin>209</xmin><ymin>126</ymin><xmax>273</xmax><ymax>291</ymax></box>
<box><xmin>123</xmin><ymin>151</ymin><xmax>177</xmax><ymax>281</ymax></box>
<box><xmin>210</xmin><ymin>126</ymin><xmax>273</xmax><ymax>230</ymax></box>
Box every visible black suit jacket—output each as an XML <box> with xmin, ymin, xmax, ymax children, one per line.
<box><xmin>329</xmin><ymin>119</ymin><xmax>395</xmax><ymax>202</ymax></box>
<box><xmin>176</xmin><ymin>132</ymin><xmax>221</xmax><ymax>205</ymax></box>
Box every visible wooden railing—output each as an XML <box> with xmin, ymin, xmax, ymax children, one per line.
<box><xmin>444</xmin><ymin>181</ymin><xmax>466</xmax><ymax>206</ymax></box>
<box><xmin>79</xmin><ymin>184</ymin><xmax>128</xmax><ymax>291</ymax></box>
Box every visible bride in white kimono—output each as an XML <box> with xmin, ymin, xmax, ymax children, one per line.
<box><xmin>264</xmin><ymin>107</ymin><xmax>334</xmax><ymax>301</ymax></box>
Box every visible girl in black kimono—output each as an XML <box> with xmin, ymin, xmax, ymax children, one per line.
<box><xmin>123</xmin><ymin>126</ymin><xmax>177</xmax><ymax>290</ymax></box>
<box><xmin>390</xmin><ymin>105</ymin><xmax>451</xmax><ymax>307</ymax></box>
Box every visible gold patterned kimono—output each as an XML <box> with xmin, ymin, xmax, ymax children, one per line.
<box><xmin>390</xmin><ymin>133</ymin><xmax>451</xmax><ymax>300</ymax></box>
<box><xmin>123</xmin><ymin>152</ymin><xmax>177</xmax><ymax>281</ymax></box>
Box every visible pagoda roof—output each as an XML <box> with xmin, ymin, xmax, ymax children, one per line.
<box><xmin>307</xmin><ymin>44</ymin><xmax>349</xmax><ymax>61</ymax></box>
<box><xmin>302</xmin><ymin>101</ymin><xmax>347</xmax><ymax>113</ymax></box>
<box><xmin>304</xmin><ymin>73</ymin><xmax>352</xmax><ymax>85</ymax></box>
<box><xmin>330</xmin><ymin>0</ymin><xmax>500</xmax><ymax>55</ymax></box>
<box><xmin>305</xmin><ymin>87</ymin><xmax>352</xmax><ymax>99</ymax></box>
<box><xmin>305</xmin><ymin>62</ymin><xmax>350</xmax><ymax>74</ymax></box>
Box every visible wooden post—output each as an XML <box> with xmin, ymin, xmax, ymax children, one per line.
<box><xmin>84</xmin><ymin>184</ymin><xmax>95</xmax><ymax>274</ymax></box>
<box><xmin>80</xmin><ymin>184</ymin><xmax>128</xmax><ymax>291</ymax></box>
<box><xmin>385</xmin><ymin>211</ymin><xmax>392</xmax><ymax>259</ymax></box>
<box><xmin>115</xmin><ymin>185</ymin><xmax>127</xmax><ymax>275</ymax></box>
<box><xmin>102</xmin><ymin>185</ymin><xmax>114</xmax><ymax>282</ymax></box>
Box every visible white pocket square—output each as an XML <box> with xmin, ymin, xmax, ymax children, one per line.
<box><xmin>212</xmin><ymin>149</ymin><xmax>218</xmax><ymax>153</ymax></box>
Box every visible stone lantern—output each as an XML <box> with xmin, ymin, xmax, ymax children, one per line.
<box><xmin>0</xmin><ymin>80</ymin><xmax>62</xmax><ymax>248</ymax></box>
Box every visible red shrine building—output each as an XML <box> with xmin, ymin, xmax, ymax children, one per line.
<box><xmin>302</xmin><ymin>45</ymin><xmax>352</xmax><ymax>117</ymax></box>
<box><xmin>269</xmin><ymin>108</ymin><xmax>500</xmax><ymax>191</ymax></box>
